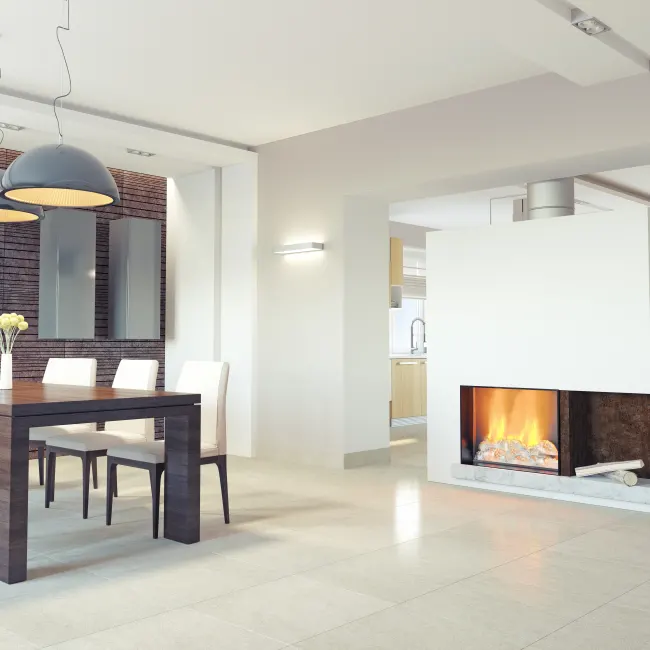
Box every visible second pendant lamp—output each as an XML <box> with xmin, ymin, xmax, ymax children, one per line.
<box><xmin>1</xmin><ymin>0</ymin><xmax>120</xmax><ymax>209</ymax></box>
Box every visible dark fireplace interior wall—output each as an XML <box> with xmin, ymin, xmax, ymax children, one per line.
<box><xmin>0</xmin><ymin>148</ymin><xmax>166</xmax><ymax>432</ymax></box>
<box><xmin>589</xmin><ymin>393</ymin><xmax>650</xmax><ymax>479</ymax></box>
<box><xmin>560</xmin><ymin>390</ymin><xmax>650</xmax><ymax>479</ymax></box>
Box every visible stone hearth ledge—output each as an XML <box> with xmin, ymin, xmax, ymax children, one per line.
<box><xmin>451</xmin><ymin>463</ymin><xmax>650</xmax><ymax>512</ymax></box>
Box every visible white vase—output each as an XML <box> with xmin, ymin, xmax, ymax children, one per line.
<box><xmin>0</xmin><ymin>353</ymin><xmax>13</xmax><ymax>390</ymax></box>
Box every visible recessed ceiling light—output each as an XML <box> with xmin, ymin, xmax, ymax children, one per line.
<box><xmin>127</xmin><ymin>148</ymin><xmax>156</xmax><ymax>157</ymax></box>
<box><xmin>0</xmin><ymin>122</ymin><xmax>25</xmax><ymax>131</ymax></box>
<box><xmin>571</xmin><ymin>9</ymin><xmax>610</xmax><ymax>36</ymax></box>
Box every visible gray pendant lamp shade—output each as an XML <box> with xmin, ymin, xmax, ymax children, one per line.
<box><xmin>0</xmin><ymin>173</ymin><xmax>44</xmax><ymax>222</ymax></box>
<box><xmin>1</xmin><ymin>144</ymin><xmax>120</xmax><ymax>208</ymax></box>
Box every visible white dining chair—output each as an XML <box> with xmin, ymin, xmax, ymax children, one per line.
<box><xmin>30</xmin><ymin>358</ymin><xmax>97</xmax><ymax>486</ymax></box>
<box><xmin>106</xmin><ymin>361</ymin><xmax>230</xmax><ymax>538</ymax></box>
<box><xmin>45</xmin><ymin>359</ymin><xmax>159</xmax><ymax>518</ymax></box>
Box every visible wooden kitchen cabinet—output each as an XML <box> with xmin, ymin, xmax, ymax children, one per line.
<box><xmin>390</xmin><ymin>237</ymin><xmax>404</xmax><ymax>286</ymax></box>
<box><xmin>419</xmin><ymin>359</ymin><xmax>427</xmax><ymax>416</ymax></box>
<box><xmin>389</xmin><ymin>237</ymin><xmax>403</xmax><ymax>308</ymax></box>
<box><xmin>391</xmin><ymin>358</ymin><xmax>427</xmax><ymax>418</ymax></box>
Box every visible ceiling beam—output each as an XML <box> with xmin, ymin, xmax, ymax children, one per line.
<box><xmin>575</xmin><ymin>175</ymin><xmax>650</xmax><ymax>207</ymax></box>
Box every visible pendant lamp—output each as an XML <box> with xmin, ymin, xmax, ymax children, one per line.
<box><xmin>1</xmin><ymin>0</ymin><xmax>120</xmax><ymax>209</ymax></box>
<box><xmin>2</xmin><ymin>144</ymin><xmax>119</xmax><ymax>208</ymax></box>
<box><xmin>0</xmin><ymin>190</ymin><xmax>44</xmax><ymax>222</ymax></box>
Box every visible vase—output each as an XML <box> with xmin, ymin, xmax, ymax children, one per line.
<box><xmin>0</xmin><ymin>353</ymin><xmax>12</xmax><ymax>390</ymax></box>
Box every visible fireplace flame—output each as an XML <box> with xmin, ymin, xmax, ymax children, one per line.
<box><xmin>474</xmin><ymin>388</ymin><xmax>558</xmax><ymax>471</ymax></box>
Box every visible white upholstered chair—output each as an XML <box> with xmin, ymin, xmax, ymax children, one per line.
<box><xmin>45</xmin><ymin>359</ymin><xmax>159</xmax><ymax>518</ymax></box>
<box><xmin>106</xmin><ymin>361</ymin><xmax>230</xmax><ymax>538</ymax></box>
<box><xmin>30</xmin><ymin>358</ymin><xmax>98</xmax><ymax>486</ymax></box>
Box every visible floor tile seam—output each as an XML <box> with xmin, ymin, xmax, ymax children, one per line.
<box><xmin>33</xmin><ymin>603</ymin><xmax>293</xmax><ymax>650</ymax></box>
<box><xmin>519</xmin><ymin>577</ymin><xmax>650</xmax><ymax>649</ymax></box>
<box><xmin>201</xmin><ymin>550</ymin><xmax>401</xmax><ymax>605</ymax></box>
<box><xmin>188</xmin><ymin>602</ymin><xmax>332</xmax><ymax>647</ymax></box>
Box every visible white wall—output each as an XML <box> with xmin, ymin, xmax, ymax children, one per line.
<box><xmin>426</xmin><ymin>211</ymin><xmax>650</xmax><ymax>484</ymax></box>
<box><xmin>255</xmin><ymin>188</ymin><xmax>346</xmax><ymax>467</ymax></box>
<box><xmin>221</xmin><ymin>161</ymin><xmax>258</xmax><ymax>457</ymax></box>
<box><xmin>389</xmin><ymin>221</ymin><xmax>434</xmax><ymax>248</ymax></box>
<box><xmin>166</xmin><ymin>168</ymin><xmax>222</xmax><ymax>389</ymax></box>
<box><xmin>343</xmin><ymin>197</ymin><xmax>390</xmax><ymax>456</ymax></box>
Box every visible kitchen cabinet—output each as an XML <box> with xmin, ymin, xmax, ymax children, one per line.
<box><xmin>389</xmin><ymin>237</ymin><xmax>403</xmax><ymax>308</ymax></box>
<box><xmin>391</xmin><ymin>358</ymin><xmax>427</xmax><ymax>418</ymax></box>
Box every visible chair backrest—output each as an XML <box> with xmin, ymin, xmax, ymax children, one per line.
<box><xmin>176</xmin><ymin>361</ymin><xmax>229</xmax><ymax>453</ymax></box>
<box><xmin>43</xmin><ymin>358</ymin><xmax>97</xmax><ymax>387</ymax></box>
<box><xmin>42</xmin><ymin>358</ymin><xmax>97</xmax><ymax>432</ymax></box>
<box><xmin>105</xmin><ymin>359</ymin><xmax>159</xmax><ymax>439</ymax></box>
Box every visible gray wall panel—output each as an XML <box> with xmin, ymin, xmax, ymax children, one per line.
<box><xmin>109</xmin><ymin>217</ymin><xmax>161</xmax><ymax>339</ymax></box>
<box><xmin>39</xmin><ymin>209</ymin><xmax>96</xmax><ymax>339</ymax></box>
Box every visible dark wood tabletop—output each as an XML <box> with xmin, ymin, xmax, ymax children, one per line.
<box><xmin>0</xmin><ymin>381</ymin><xmax>201</xmax><ymax>417</ymax></box>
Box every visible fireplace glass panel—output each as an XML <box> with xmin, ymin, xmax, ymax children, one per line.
<box><xmin>465</xmin><ymin>387</ymin><xmax>559</xmax><ymax>474</ymax></box>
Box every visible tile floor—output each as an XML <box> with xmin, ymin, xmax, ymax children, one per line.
<box><xmin>4</xmin><ymin>441</ymin><xmax>650</xmax><ymax>648</ymax></box>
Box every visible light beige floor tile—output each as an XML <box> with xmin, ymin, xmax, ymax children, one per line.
<box><xmin>610</xmin><ymin>580</ymin><xmax>650</xmax><ymax>613</ymax></box>
<box><xmin>193</xmin><ymin>575</ymin><xmax>392</xmax><ymax>644</ymax></box>
<box><xmin>397</xmin><ymin>577</ymin><xmax>579</xmax><ymax>648</ymax></box>
<box><xmin>480</xmin><ymin>548</ymin><xmax>650</xmax><ymax>602</ymax></box>
<box><xmin>0</xmin><ymin>578</ymin><xmax>175</xmax><ymax>647</ymax></box>
<box><xmin>0</xmin><ymin>626</ymin><xmax>38</xmax><ymax>649</ymax></box>
<box><xmin>205</xmin><ymin>526</ymin><xmax>357</xmax><ymax>573</ymax></box>
<box><xmin>551</xmin><ymin>528</ymin><xmax>650</xmax><ymax>568</ymax></box>
<box><xmin>0</xmin><ymin>555</ymin><xmax>107</xmax><ymax>603</ymax></box>
<box><xmin>47</xmin><ymin>608</ymin><xmax>286</xmax><ymax>650</ymax></box>
<box><xmin>294</xmin><ymin>603</ymin><xmax>521</xmax><ymax>650</ymax></box>
<box><xmin>111</xmin><ymin>554</ymin><xmax>288</xmax><ymax>609</ymax></box>
<box><xmin>394</xmin><ymin>525</ymin><xmax>536</xmax><ymax>577</ymax></box>
<box><xmin>527</xmin><ymin>604</ymin><xmax>650</xmax><ymax>649</ymax></box>
<box><xmin>302</xmin><ymin>543</ymin><xmax>464</xmax><ymax>603</ymax></box>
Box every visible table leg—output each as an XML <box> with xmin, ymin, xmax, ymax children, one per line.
<box><xmin>0</xmin><ymin>416</ymin><xmax>29</xmax><ymax>584</ymax></box>
<box><xmin>164</xmin><ymin>405</ymin><xmax>201</xmax><ymax>543</ymax></box>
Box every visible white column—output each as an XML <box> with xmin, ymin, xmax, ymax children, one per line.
<box><xmin>221</xmin><ymin>161</ymin><xmax>258</xmax><ymax>457</ymax></box>
<box><xmin>342</xmin><ymin>197</ymin><xmax>390</xmax><ymax>467</ymax></box>
<box><xmin>165</xmin><ymin>168</ymin><xmax>222</xmax><ymax>389</ymax></box>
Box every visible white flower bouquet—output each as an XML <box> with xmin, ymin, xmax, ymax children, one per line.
<box><xmin>0</xmin><ymin>312</ymin><xmax>29</xmax><ymax>354</ymax></box>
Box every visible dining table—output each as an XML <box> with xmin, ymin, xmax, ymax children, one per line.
<box><xmin>0</xmin><ymin>381</ymin><xmax>201</xmax><ymax>584</ymax></box>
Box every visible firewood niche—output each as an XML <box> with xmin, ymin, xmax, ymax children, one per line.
<box><xmin>461</xmin><ymin>387</ymin><xmax>650</xmax><ymax>479</ymax></box>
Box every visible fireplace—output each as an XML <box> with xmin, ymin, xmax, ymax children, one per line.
<box><xmin>461</xmin><ymin>386</ymin><xmax>560</xmax><ymax>474</ymax></box>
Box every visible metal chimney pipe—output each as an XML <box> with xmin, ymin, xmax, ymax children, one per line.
<box><xmin>526</xmin><ymin>178</ymin><xmax>574</xmax><ymax>219</ymax></box>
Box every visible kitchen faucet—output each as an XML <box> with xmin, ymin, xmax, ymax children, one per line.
<box><xmin>410</xmin><ymin>317</ymin><xmax>426</xmax><ymax>354</ymax></box>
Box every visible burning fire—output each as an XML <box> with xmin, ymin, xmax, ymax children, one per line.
<box><xmin>474</xmin><ymin>388</ymin><xmax>558</xmax><ymax>470</ymax></box>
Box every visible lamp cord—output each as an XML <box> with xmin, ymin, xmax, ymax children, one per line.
<box><xmin>53</xmin><ymin>0</ymin><xmax>71</xmax><ymax>145</ymax></box>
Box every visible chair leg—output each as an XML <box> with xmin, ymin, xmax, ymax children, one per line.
<box><xmin>45</xmin><ymin>450</ymin><xmax>56</xmax><ymax>508</ymax></box>
<box><xmin>217</xmin><ymin>455</ymin><xmax>230</xmax><ymax>524</ymax></box>
<box><xmin>37</xmin><ymin>445</ymin><xmax>44</xmax><ymax>486</ymax></box>
<box><xmin>82</xmin><ymin>454</ymin><xmax>91</xmax><ymax>519</ymax></box>
<box><xmin>91</xmin><ymin>456</ymin><xmax>99</xmax><ymax>490</ymax></box>
<box><xmin>149</xmin><ymin>465</ymin><xmax>163</xmax><ymax>539</ymax></box>
<box><xmin>106</xmin><ymin>459</ymin><xmax>116</xmax><ymax>526</ymax></box>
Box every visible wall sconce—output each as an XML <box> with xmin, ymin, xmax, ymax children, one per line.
<box><xmin>273</xmin><ymin>242</ymin><xmax>324</xmax><ymax>255</ymax></box>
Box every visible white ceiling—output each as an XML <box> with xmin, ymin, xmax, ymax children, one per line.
<box><xmin>1</xmin><ymin>0</ymin><xmax>648</xmax><ymax>147</ymax></box>
<box><xmin>390</xmin><ymin>165</ymin><xmax>650</xmax><ymax>230</ymax></box>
